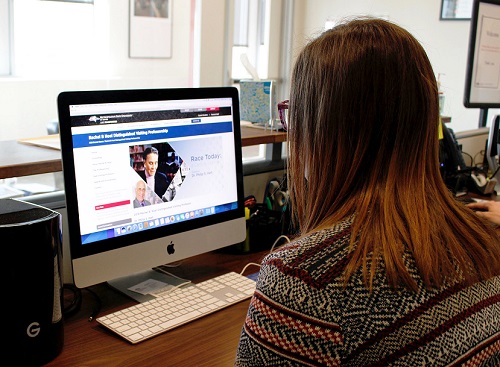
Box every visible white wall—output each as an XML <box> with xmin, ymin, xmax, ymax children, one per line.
<box><xmin>292</xmin><ymin>0</ymin><xmax>500</xmax><ymax>133</ymax></box>
<box><xmin>456</xmin><ymin>128</ymin><xmax>490</xmax><ymax>167</ymax></box>
<box><xmin>196</xmin><ymin>0</ymin><xmax>228</xmax><ymax>87</ymax></box>
<box><xmin>0</xmin><ymin>0</ymin><xmax>195</xmax><ymax>142</ymax></box>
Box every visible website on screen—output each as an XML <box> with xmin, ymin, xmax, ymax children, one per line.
<box><xmin>68</xmin><ymin>98</ymin><xmax>239</xmax><ymax>245</ymax></box>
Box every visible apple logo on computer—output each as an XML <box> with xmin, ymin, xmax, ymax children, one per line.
<box><xmin>166</xmin><ymin>241</ymin><xmax>175</xmax><ymax>255</ymax></box>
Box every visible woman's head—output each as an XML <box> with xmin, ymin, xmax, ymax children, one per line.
<box><xmin>288</xmin><ymin>17</ymin><xmax>441</xmax><ymax>232</ymax></box>
<box><xmin>286</xmin><ymin>17</ymin><xmax>500</xmax><ymax>291</ymax></box>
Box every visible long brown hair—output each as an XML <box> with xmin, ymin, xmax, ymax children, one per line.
<box><xmin>287</xmin><ymin>17</ymin><xmax>500</xmax><ymax>292</ymax></box>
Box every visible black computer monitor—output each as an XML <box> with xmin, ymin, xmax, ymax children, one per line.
<box><xmin>57</xmin><ymin>87</ymin><xmax>246</xmax><ymax>301</ymax></box>
<box><xmin>486</xmin><ymin>114</ymin><xmax>500</xmax><ymax>178</ymax></box>
<box><xmin>463</xmin><ymin>0</ymin><xmax>500</xmax><ymax>126</ymax></box>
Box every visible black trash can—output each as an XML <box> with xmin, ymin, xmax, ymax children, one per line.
<box><xmin>1</xmin><ymin>198</ymin><xmax>64</xmax><ymax>366</ymax></box>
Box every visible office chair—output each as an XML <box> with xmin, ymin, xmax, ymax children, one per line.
<box><xmin>46</xmin><ymin>120</ymin><xmax>59</xmax><ymax>135</ymax></box>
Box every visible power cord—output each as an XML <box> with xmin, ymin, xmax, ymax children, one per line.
<box><xmin>269</xmin><ymin>234</ymin><xmax>291</xmax><ymax>253</ymax></box>
<box><xmin>239</xmin><ymin>262</ymin><xmax>261</xmax><ymax>275</ymax></box>
<box><xmin>473</xmin><ymin>150</ymin><xmax>485</xmax><ymax>167</ymax></box>
<box><xmin>239</xmin><ymin>234</ymin><xmax>292</xmax><ymax>275</ymax></box>
<box><xmin>149</xmin><ymin>267</ymin><xmax>192</xmax><ymax>297</ymax></box>
<box><xmin>489</xmin><ymin>165</ymin><xmax>500</xmax><ymax>180</ymax></box>
<box><xmin>63</xmin><ymin>283</ymin><xmax>103</xmax><ymax>322</ymax></box>
<box><xmin>461</xmin><ymin>151</ymin><xmax>474</xmax><ymax>167</ymax></box>
<box><xmin>153</xmin><ymin>260</ymin><xmax>185</xmax><ymax>269</ymax></box>
<box><xmin>63</xmin><ymin>283</ymin><xmax>82</xmax><ymax>317</ymax></box>
<box><xmin>85</xmin><ymin>287</ymin><xmax>102</xmax><ymax>322</ymax></box>
<box><xmin>153</xmin><ymin>265</ymin><xmax>190</xmax><ymax>280</ymax></box>
<box><xmin>150</xmin><ymin>280</ymin><xmax>193</xmax><ymax>298</ymax></box>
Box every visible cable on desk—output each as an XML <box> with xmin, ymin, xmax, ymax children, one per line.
<box><xmin>462</xmin><ymin>151</ymin><xmax>474</xmax><ymax>167</ymax></box>
<box><xmin>473</xmin><ymin>150</ymin><xmax>485</xmax><ymax>167</ymax></box>
<box><xmin>240</xmin><ymin>262</ymin><xmax>261</xmax><ymax>275</ymax></box>
<box><xmin>489</xmin><ymin>165</ymin><xmax>500</xmax><ymax>180</ymax></box>
<box><xmin>85</xmin><ymin>287</ymin><xmax>102</xmax><ymax>322</ymax></box>
<box><xmin>153</xmin><ymin>265</ymin><xmax>190</xmax><ymax>281</ymax></box>
<box><xmin>63</xmin><ymin>283</ymin><xmax>102</xmax><ymax>321</ymax></box>
<box><xmin>63</xmin><ymin>283</ymin><xmax>82</xmax><ymax>317</ymax></box>
<box><xmin>239</xmin><ymin>235</ymin><xmax>292</xmax><ymax>277</ymax></box>
<box><xmin>153</xmin><ymin>260</ymin><xmax>185</xmax><ymax>269</ymax></box>
<box><xmin>269</xmin><ymin>234</ymin><xmax>291</xmax><ymax>253</ymax></box>
<box><xmin>151</xmin><ymin>280</ymin><xmax>193</xmax><ymax>298</ymax></box>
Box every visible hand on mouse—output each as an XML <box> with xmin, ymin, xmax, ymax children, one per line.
<box><xmin>467</xmin><ymin>200</ymin><xmax>500</xmax><ymax>227</ymax></box>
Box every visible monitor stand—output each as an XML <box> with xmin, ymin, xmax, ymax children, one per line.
<box><xmin>107</xmin><ymin>267</ymin><xmax>190</xmax><ymax>303</ymax></box>
<box><xmin>479</xmin><ymin>108</ymin><xmax>489</xmax><ymax>128</ymax></box>
<box><xmin>492</xmin><ymin>174</ymin><xmax>500</xmax><ymax>195</ymax></box>
<box><xmin>485</xmin><ymin>157</ymin><xmax>500</xmax><ymax>195</ymax></box>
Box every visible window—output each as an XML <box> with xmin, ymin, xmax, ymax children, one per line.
<box><xmin>231</xmin><ymin>0</ymin><xmax>269</xmax><ymax>81</ymax></box>
<box><xmin>0</xmin><ymin>0</ymin><xmax>287</xmax><ymax>178</ymax></box>
<box><xmin>2</xmin><ymin>0</ymin><xmax>107</xmax><ymax>78</ymax></box>
<box><xmin>0</xmin><ymin>1</ymin><xmax>11</xmax><ymax>75</ymax></box>
<box><xmin>230</xmin><ymin>0</ymin><xmax>291</xmax><ymax>171</ymax></box>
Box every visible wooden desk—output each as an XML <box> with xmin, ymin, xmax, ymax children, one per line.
<box><xmin>0</xmin><ymin>139</ymin><xmax>62</xmax><ymax>179</ymax></box>
<box><xmin>240</xmin><ymin>125</ymin><xmax>286</xmax><ymax>147</ymax></box>
<box><xmin>45</xmin><ymin>248</ymin><xmax>268</xmax><ymax>367</ymax></box>
<box><xmin>0</xmin><ymin>126</ymin><xmax>287</xmax><ymax>180</ymax></box>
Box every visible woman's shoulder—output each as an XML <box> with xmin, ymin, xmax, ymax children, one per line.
<box><xmin>271</xmin><ymin>216</ymin><xmax>353</xmax><ymax>254</ymax></box>
<box><xmin>261</xmin><ymin>217</ymin><xmax>354</xmax><ymax>284</ymax></box>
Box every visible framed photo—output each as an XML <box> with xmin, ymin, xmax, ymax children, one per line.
<box><xmin>440</xmin><ymin>0</ymin><xmax>473</xmax><ymax>20</ymax></box>
<box><xmin>129</xmin><ymin>0</ymin><xmax>172</xmax><ymax>58</ymax></box>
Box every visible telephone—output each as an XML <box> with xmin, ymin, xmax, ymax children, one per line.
<box><xmin>439</xmin><ymin>122</ymin><xmax>468</xmax><ymax>194</ymax></box>
<box><xmin>470</xmin><ymin>172</ymin><xmax>497</xmax><ymax>194</ymax></box>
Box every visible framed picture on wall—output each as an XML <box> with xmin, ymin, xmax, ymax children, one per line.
<box><xmin>129</xmin><ymin>0</ymin><xmax>172</xmax><ymax>58</ymax></box>
<box><xmin>440</xmin><ymin>0</ymin><xmax>473</xmax><ymax>20</ymax></box>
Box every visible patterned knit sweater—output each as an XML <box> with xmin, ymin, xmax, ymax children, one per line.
<box><xmin>234</xmin><ymin>217</ymin><xmax>500</xmax><ymax>366</ymax></box>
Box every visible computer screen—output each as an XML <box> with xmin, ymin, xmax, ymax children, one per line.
<box><xmin>463</xmin><ymin>0</ymin><xmax>500</xmax><ymax>109</ymax></box>
<box><xmin>57</xmin><ymin>87</ymin><xmax>246</xmax><ymax>298</ymax></box>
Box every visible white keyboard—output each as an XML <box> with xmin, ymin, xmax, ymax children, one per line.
<box><xmin>96</xmin><ymin>272</ymin><xmax>256</xmax><ymax>344</ymax></box>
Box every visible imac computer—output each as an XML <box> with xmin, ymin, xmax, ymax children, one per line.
<box><xmin>57</xmin><ymin>87</ymin><xmax>246</xmax><ymax>301</ymax></box>
<box><xmin>463</xmin><ymin>0</ymin><xmax>500</xmax><ymax>127</ymax></box>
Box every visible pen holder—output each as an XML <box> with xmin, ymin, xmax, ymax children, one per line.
<box><xmin>227</xmin><ymin>204</ymin><xmax>288</xmax><ymax>254</ymax></box>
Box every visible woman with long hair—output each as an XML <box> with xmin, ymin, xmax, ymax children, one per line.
<box><xmin>235</xmin><ymin>17</ymin><xmax>500</xmax><ymax>366</ymax></box>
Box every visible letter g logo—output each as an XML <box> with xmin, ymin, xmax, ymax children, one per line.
<box><xmin>27</xmin><ymin>322</ymin><xmax>41</xmax><ymax>338</ymax></box>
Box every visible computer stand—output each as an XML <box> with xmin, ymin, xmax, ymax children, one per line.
<box><xmin>107</xmin><ymin>267</ymin><xmax>190</xmax><ymax>303</ymax></box>
<box><xmin>479</xmin><ymin>108</ymin><xmax>489</xmax><ymax>128</ymax></box>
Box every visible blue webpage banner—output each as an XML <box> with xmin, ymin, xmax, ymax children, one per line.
<box><xmin>72</xmin><ymin>121</ymin><xmax>233</xmax><ymax>148</ymax></box>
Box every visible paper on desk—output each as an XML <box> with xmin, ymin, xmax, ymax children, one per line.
<box><xmin>13</xmin><ymin>183</ymin><xmax>56</xmax><ymax>195</ymax></box>
<box><xmin>129</xmin><ymin>278</ymin><xmax>171</xmax><ymax>295</ymax></box>
<box><xmin>18</xmin><ymin>134</ymin><xmax>61</xmax><ymax>150</ymax></box>
<box><xmin>0</xmin><ymin>185</ymin><xmax>25</xmax><ymax>199</ymax></box>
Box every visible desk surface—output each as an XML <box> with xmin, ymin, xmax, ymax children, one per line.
<box><xmin>45</xmin><ymin>248</ymin><xmax>269</xmax><ymax>367</ymax></box>
<box><xmin>0</xmin><ymin>126</ymin><xmax>287</xmax><ymax>180</ymax></box>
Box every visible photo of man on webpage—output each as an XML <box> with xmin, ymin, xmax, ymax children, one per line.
<box><xmin>131</xmin><ymin>143</ymin><xmax>186</xmax><ymax>205</ymax></box>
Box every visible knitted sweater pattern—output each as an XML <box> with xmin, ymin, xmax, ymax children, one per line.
<box><xmin>234</xmin><ymin>217</ymin><xmax>500</xmax><ymax>366</ymax></box>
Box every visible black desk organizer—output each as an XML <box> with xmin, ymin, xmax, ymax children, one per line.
<box><xmin>231</xmin><ymin>174</ymin><xmax>295</xmax><ymax>253</ymax></box>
